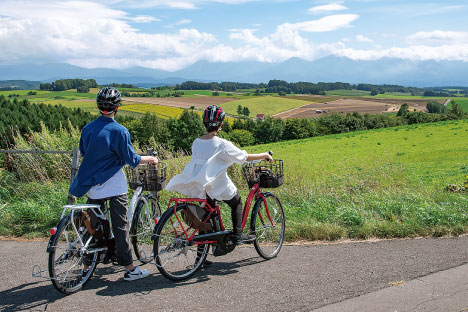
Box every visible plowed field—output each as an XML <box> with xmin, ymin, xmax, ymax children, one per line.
<box><xmin>273</xmin><ymin>98</ymin><xmax>428</xmax><ymax>119</ymax></box>
<box><xmin>122</xmin><ymin>96</ymin><xmax>237</xmax><ymax>109</ymax></box>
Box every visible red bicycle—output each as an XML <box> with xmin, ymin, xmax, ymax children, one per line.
<box><xmin>152</xmin><ymin>154</ymin><xmax>285</xmax><ymax>281</ymax></box>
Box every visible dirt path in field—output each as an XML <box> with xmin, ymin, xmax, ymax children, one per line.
<box><xmin>2</xmin><ymin>236</ymin><xmax>468</xmax><ymax>311</ymax></box>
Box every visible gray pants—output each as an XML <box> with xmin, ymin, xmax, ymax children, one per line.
<box><xmin>87</xmin><ymin>194</ymin><xmax>133</xmax><ymax>267</ymax></box>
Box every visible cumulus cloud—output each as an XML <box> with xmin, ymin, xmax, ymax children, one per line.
<box><xmin>307</xmin><ymin>3</ymin><xmax>348</xmax><ymax>14</ymax></box>
<box><xmin>1</xmin><ymin>1</ymin><xmax>467</xmax><ymax>71</ymax></box>
<box><xmin>0</xmin><ymin>0</ymin><xmax>214</xmax><ymax>70</ymax></box>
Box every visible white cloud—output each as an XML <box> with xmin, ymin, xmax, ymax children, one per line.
<box><xmin>0</xmin><ymin>0</ymin><xmax>215</xmax><ymax>70</ymax></box>
<box><xmin>128</xmin><ymin>15</ymin><xmax>160</xmax><ymax>23</ymax></box>
<box><xmin>334</xmin><ymin>44</ymin><xmax>468</xmax><ymax>62</ymax></box>
<box><xmin>355</xmin><ymin>35</ymin><xmax>373</xmax><ymax>43</ymax></box>
<box><xmin>407</xmin><ymin>30</ymin><xmax>468</xmax><ymax>45</ymax></box>
<box><xmin>278</xmin><ymin>14</ymin><xmax>359</xmax><ymax>33</ymax></box>
<box><xmin>307</xmin><ymin>3</ymin><xmax>348</xmax><ymax>14</ymax></box>
<box><xmin>1</xmin><ymin>1</ymin><xmax>467</xmax><ymax>71</ymax></box>
<box><xmin>99</xmin><ymin>0</ymin><xmax>261</xmax><ymax>10</ymax></box>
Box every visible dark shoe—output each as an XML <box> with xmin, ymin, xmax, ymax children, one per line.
<box><xmin>232</xmin><ymin>233</ymin><xmax>256</xmax><ymax>245</ymax></box>
<box><xmin>203</xmin><ymin>259</ymin><xmax>213</xmax><ymax>267</ymax></box>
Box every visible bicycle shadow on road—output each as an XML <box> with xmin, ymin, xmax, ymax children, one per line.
<box><xmin>0</xmin><ymin>281</ymin><xmax>63</xmax><ymax>312</ymax></box>
<box><xmin>94</xmin><ymin>256</ymin><xmax>266</xmax><ymax>297</ymax></box>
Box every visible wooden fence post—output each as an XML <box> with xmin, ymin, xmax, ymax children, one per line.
<box><xmin>67</xmin><ymin>147</ymin><xmax>80</xmax><ymax>204</ymax></box>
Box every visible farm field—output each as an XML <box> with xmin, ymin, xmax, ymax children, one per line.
<box><xmin>238</xmin><ymin>119</ymin><xmax>468</xmax><ymax>239</ymax></box>
<box><xmin>274</xmin><ymin>98</ymin><xmax>396</xmax><ymax>118</ymax></box>
<box><xmin>119</xmin><ymin>103</ymin><xmax>186</xmax><ymax>119</ymax></box>
<box><xmin>123</xmin><ymin>96</ymin><xmax>237</xmax><ymax>110</ymax></box>
<box><xmin>0</xmin><ymin>88</ymin><xmax>460</xmax><ymax>120</ymax></box>
<box><xmin>219</xmin><ymin>96</ymin><xmax>311</xmax><ymax>117</ymax></box>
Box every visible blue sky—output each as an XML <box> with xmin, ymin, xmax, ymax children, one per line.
<box><xmin>0</xmin><ymin>0</ymin><xmax>467</xmax><ymax>71</ymax></box>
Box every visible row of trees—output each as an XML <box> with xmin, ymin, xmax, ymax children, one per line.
<box><xmin>0</xmin><ymin>96</ymin><xmax>94</xmax><ymax>147</ymax></box>
<box><xmin>40</xmin><ymin>79</ymin><xmax>98</xmax><ymax>93</ymax></box>
<box><xmin>176</xmin><ymin>81</ymin><xmax>261</xmax><ymax>91</ymax></box>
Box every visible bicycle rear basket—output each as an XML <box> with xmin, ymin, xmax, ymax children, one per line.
<box><xmin>126</xmin><ymin>162</ymin><xmax>167</xmax><ymax>191</ymax></box>
<box><xmin>242</xmin><ymin>159</ymin><xmax>284</xmax><ymax>188</ymax></box>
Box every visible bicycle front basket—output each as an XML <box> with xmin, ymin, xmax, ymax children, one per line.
<box><xmin>126</xmin><ymin>162</ymin><xmax>167</xmax><ymax>191</ymax></box>
<box><xmin>242</xmin><ymin>159</ymin><xmax>284</xmax><ymax>188</ymax></box>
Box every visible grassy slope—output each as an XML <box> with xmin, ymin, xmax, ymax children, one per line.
<box><xmin>220</xmin><ymin>96</ymin><xmax>309</xmax><ymax>117</ymax></box>
<box><xmin>239</xmin><ymin>119</ymin><xmax>468</xmax><ymax>240</ymax></box>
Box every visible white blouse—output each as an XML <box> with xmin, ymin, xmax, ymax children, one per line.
<box><xmin>165</xmin><ymin>136</ymin><xmax>248</xmax><ymax>201</ymax></box>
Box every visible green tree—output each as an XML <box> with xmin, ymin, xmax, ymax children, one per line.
<box><xmin>253</xmin><ymin>117</ymin><xmax>284</xmax><ymax>144</ymax></box>
<box><xmin>227</xmin><ymin>129</ymin><xmax>255</xmax><ymax>147</ymax></box>
<box><xmin>370</xmin><ymin>89</ymin><xmax>378</xmax><ymax>96</ymax></box>
<box><xmin>397</xmin><ymin>103</ymin><xmax>409</xmax><ymax>117</ymax></box>
<box><xmin>168</xmin><ymin>109</ymin><xmax>205</xmax><ymax>152</ymax></box>
<box><xmin>449</xmin><ymin>101</ymin><xmax>464</xmax><ymax>118</ymax></box>
<box><xmin>243</xmin><ymin>107</ymin><xmax>250</xmax><ymax>117</ymax></box>
<box><xmin>237</xmin><ymin>105</ymin><xmax>243</xmax><ymax>115</ymax></box>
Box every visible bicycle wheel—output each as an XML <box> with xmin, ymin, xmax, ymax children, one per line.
<box><xmin>153</xmin><ymin>205</ymin><xmax>209</xmax><ymax>281</ymax></box>
<box><xmin>251</xmin><ymin>192</ymin><xmax>285</xmax><ymax>260</ymax></box>
<box><xmin>48</xmin><ymin>211</ymin><xmax>98</xmax><ymax>294</ymax></box>
<box><xmin>131</xmin><ymin>194</ymin><xmax>161</xmax><ymax>264</ymax></box>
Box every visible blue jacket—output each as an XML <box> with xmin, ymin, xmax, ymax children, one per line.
<box><xmin>69</xmin><ymin>116</ymin><xmax>141</xmax><ymax>198</ymax></box>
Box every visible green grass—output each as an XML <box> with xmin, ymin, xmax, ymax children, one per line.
<box><xmin>236</xmin><ymin>119</ymin><xmax>468</xmax><ymax>240</ymax></box>
<box><xmin>448</xmin><ymin>98</ymin><xmax>468</xmax><ymax>112</ymax></box>
<box><xmin>220</xmin><ymin>96</ymin><xmax>309</xmax><ymax>117</ymax></box>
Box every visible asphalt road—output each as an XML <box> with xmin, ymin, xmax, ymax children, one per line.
<box><xmin>1</xmin><ymin>236</ymin><xmax>468</xmax><ymax>312</ymax></box>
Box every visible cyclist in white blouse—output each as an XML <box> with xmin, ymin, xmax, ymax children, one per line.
<box><xmin>166</xmin><ymin>105</ymin><xmax>272</xmax><ymax>244</ymax></box>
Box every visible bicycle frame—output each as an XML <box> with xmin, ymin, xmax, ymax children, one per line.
<box><xmin>165</xmin><ymin>182</ymin><xmax>269</xmax><ymax>246</ymax></box>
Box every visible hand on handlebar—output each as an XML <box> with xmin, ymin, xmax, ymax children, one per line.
<box><xmin>141</xmin><ymin>155</ymin><xmax>159</xmax><ymax>166</ymax></box>
<box><xmin>264</xmin><ymin>152</ymin><xmax>273</xmax><ymax>163</ymax></box>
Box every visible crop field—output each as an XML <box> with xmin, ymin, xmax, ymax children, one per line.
<box><xmin>220</xmin><ymin>96</ymin><xmax>311</xmax><ymax>117</ymax></box>
<box><xmin>119</xmin><ymin>103</ymin><xmax>186</xmax><ymax>119</ymax></box>
<box><xmin>123</xmin><ymin>96</ymin><xmax>237</xmax><ymax>110</ymax></box>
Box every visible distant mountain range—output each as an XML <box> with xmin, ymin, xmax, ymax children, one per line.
<box><xmin>1</xmin><ymin>56</ymin><xmax>468</xmax><ymax>87</ymax></box>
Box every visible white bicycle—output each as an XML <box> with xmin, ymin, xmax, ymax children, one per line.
<box><xmin>33</xmin><ymin>160</ymin><xmax>166</xmax><ymax>294</ymax></box>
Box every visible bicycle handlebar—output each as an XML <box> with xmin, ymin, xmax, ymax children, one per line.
<box><xmin>246</xmin><ymin>151</ymin><xmax>274</xmax><ymax>164</ymax></box>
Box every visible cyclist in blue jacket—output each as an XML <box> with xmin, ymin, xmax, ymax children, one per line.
<box><xmin>69</xmin><ymin>86</ymin><xmax>158</xmax><ymax>281</ymax></box>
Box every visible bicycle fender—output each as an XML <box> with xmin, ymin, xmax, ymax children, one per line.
<box><xmin>46</xmin><ymin>214</ymin><xmax>71</xmax><ymax>253</ymax></box>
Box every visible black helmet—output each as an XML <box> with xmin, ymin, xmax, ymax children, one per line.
<box><xmin>97</xmin><ymin>87</ymin><xmax>121</xmax><ymax>114</ymax></box>
<box><xmin>202</xmin><ymin>105</ymin><xmax>225</xmax><ymax>128</ymax></box>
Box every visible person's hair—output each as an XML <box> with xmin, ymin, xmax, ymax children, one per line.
<box><xmin>202</xmin><ymin>105</ymin><xmax>225</xmax><ymax>132</ymax></box>
<box><xmin>204</xmin><ymin>122</ymin><xmax>222</xmax><ymax>133</ymax></box>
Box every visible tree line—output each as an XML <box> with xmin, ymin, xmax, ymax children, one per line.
<box><xmin>40</xmin><ymin>79</ymin><xmax>98</xmax><ymax>93</ymax></box>
<box><xmin>172</xmin><ymin>80</ymin><xmax>458</xmax><ymax>96</ymax></box>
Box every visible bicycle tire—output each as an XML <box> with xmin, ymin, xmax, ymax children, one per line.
<box><xmin>131</xmin><ymin>194</ymin><xmax>161</xmax><ymax>264</ymax></box>
<box><xmin>48</xmin><ymin>211</ymin><xmax>98</xmax><ymax>294</ymax></box>
<box><xmin>250</xmin><ymin>192</ymin><xmax>285</xmax><ymax>260</ymax></box>
<box><xmin>153</xmin><ymin>204</ymin><xmax>209</xmax><ymax>281</ymax></box>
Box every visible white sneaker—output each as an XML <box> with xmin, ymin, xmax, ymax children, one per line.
<box><xmin>124</xmin><ymin>266</ymin><xmax>150</xmax><ymax>281</ymax></box>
